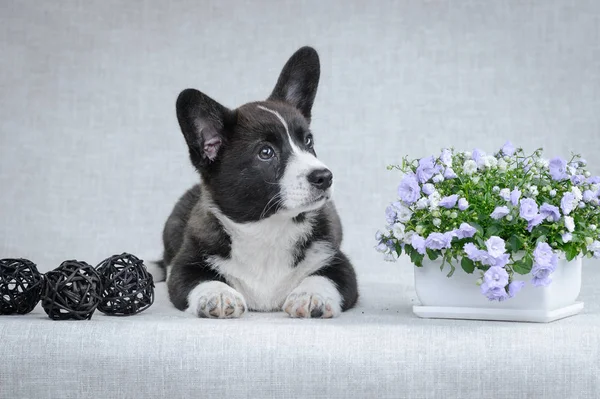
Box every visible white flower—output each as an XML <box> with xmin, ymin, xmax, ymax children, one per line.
<box><xmin>592</xmin><ymin>184</ymin><xmax>600</xmax><ymax>193</ymax></box>
<box><xmin>585</xmin><ymin>171</ymin><xmax>591</xmax><ymax>178</ymax></box>
<box><xmin>536</xmin><ymin>159</ymin><xmax>549</xmax><ymax>169</ymax></box>
<box><xmin>464</xmin><ymin>151</ymin><xmax>472</xmax><ymax>157</ymax></box>
<box><xmin>506</xmin><ymin>215</ymin><xmax>513</xmax><ymax>221</ymax></box>
<box><xmin>493</xmin><ymin>186</ymin><xmax>500</xmax><ymax>192</ymax></box>
<box><xmin>499</xmin><ymin>188</ymin><xmax>511</xmax><ymax>201</ymax></box>
<box><xmin>404</xmin><ymin>230</ymin><xmax>415</xmax><ymax>242</ymax></box>
<box><xmin>429</xmin><ymin>191</ymin><xmax>441</xmax><ymax>209</ymax></box>
<box><xmin>472</xmin><ymin>176</ymin><xmax>481</xmax><ymax>184</ymax></box>
<box><xmin>415</xmin><ymin>225</ymin><xmax>425</xmax><ymax>234</ymax></box>
<box><xmin>450</xmin><ymin>212</ymin><xmax>458</xmax><ymax>219</ymax></box>
<box><xmin>432</xmin><ymin>218</ymin><xmax>442</xmax><ymax>227</ymax></box>
<box><xmin>528</xmin><ymin>185</ymin><xmax>539</xmax><ymax>197</ymax></box>
<box><xmin>549</xmin><ymin>189</ymin><xmax>557</xmax><ymax>197</ymax></box>
<box><xmin>568</xmin><ymin>165</ymin><xmax>577</xmax><ymax>175</ymax></box>
<box><xmin>579</xmin><ymin>202</ymin><xmax>586</xmax><ymax>209</ymax></box>
<box><xmin>484</xmin><ymin>156</ymin><xmax>498</xmax><ymax>169</ymax></box>
<box><xmin>497</xmin><ymin>159</ymin><xmax>508</xmax><ymax>171</ymax></box>
<box><xmin>392</xmin><ymin>223</ymin><xmax>406</xmax><ymax>240</ymax></box>
<box><xmin>588</xmin><ymin>240</ymin><xmax>600</xmax><ymax>252</ymax></box>
<box><xmin>416</xmin><ymin>197</ymin><xmax>429</xmax><ymax>210</ymax></box>
<box><xmin>432</xmin><ymin>174</ymin><xmax>444</xmax><ymax>183</ymax></box>
<box><xmin>590</xmin><ymin>225</ymin><xmax>597</xmax><ymax>231</ymax></box>
<box><xmin>463</xmin><ymin>160</ymin><xmax>477</xmax><ymax>175</ymax></box>
<box><xmin>565</xmin><ymin>216</ymin><xmax>575</xmax><ymax>233</ymax></box>
<box><xmin>393</xmin><ymin>203</ymin><xmax>413</xmax><ymax>223</ymax></box>
<box><xmin>572</xmin><ymin>186</ymin><xmax>583</xmax><ymax>201</ymax></box>
<box><xmin>384</xmin><ymin>252</ymin><xmax>398</xmax><ymax>262</ymax></box>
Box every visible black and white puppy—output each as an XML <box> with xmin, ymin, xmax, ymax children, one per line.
<box><xmin>153</xmin><ymin>47</ymin><xmax>358</xmax><ymax>318</ymax></box>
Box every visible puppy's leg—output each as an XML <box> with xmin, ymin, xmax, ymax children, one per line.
<box><xmin>168</xmin><ymin>248</ymin><xmax>246</xmax><ymax>319</ymax></box>
<box><xmin>283</xmin><ymin>250</ymin><xmax>358</xmax><ymax>318</ymax></box>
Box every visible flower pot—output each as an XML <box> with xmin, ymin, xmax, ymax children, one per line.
<box><xmin>412</xmin><ymin>256</ymin><xmax>584</xmax><ymax>322</ymax></box>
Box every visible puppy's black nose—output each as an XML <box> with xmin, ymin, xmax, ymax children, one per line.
<box><xmin>307</xmin><ymin>169</ymin><xmax>333</xmax><ymax>190</ymax></box>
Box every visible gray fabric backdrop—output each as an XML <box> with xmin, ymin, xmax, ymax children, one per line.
<box><xmin>1</xmin><ymin>1</ymin><xmax>600</xmax><ymax>398</ymax></box>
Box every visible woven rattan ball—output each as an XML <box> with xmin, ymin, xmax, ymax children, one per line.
<box><xmin>41</xmin><ymin>260</ymin><xmax>103</xmax><ymax>320</ymax></box>
<box><xmin>0</xmin><ymin>258</ymin><xmax>44</xmax><ymax>315</ymax></box>
<box><xmin>96</xmin><ymin>253</ymin><xmax>154</xmax><ymax>316</ymax></box>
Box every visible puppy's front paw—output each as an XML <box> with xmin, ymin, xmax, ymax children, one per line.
<box><xmin>186</xmin><ymin>281</ymin><xmax>246</xmax><ymax>319</ymax></box>
<box><xmin>283</xmin><ymin>276</ymin><xmax>342</xmax><ymax>319</ymax></box>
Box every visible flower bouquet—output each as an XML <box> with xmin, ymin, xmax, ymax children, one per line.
<box><xmin>377</xmin><ymin>142</ymin><xmax>600</xmax><ymax>321</ymax></box>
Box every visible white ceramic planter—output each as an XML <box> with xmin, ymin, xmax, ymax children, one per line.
<box><xmin>412</xmin><ymin>256</ymin><xmax>584</xmax><ymax>322</ymax></box>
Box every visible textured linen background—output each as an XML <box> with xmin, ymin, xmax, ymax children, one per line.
<box><xmin>1</xmin><ymin>1</ymin><xmax>599</xmax><ymax>398</ymax></box>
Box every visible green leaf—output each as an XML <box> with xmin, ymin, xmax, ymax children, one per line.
<box><xmin>410</xmin><ymin>250</ymin><xmax>424</xmax><ymax>267</ymax></box>
<box><xmin>475</xmin><ymin>236</ymin><xmax>486</xmax><ymax>248</ymax></box>
<box><xmin>427</xmin><ymin>249</ymin><xmax>440</xmax><ymax>261</ymax></box>
<box><xmin>536</xmin><ymin>235</ymin><xmax>547</xmax><ymax>244</ymax></box>
<box><xmin>508</xmin><ymin>235</ymin><xmax>523</xmax><ymax>252</ymax></box>
<box><xmin>486</xmin><ymin>224</ymin><xmax>502</xmax><ymax>236</ymax></box>
<box><xmin>513</xmin><ymin>256</ymin><xmax>533</xmax><ymax>275</ymax></box>
<box><xmin>471</xmin><ymin>222</ymin><xmax>484</xmax><ymax>236</ymax></box>
<box><xmin>565</xmin><ymin>244</ymin><xmax>579</xmax><ymax>261</ymax></box>
<box><xmin>461</xmin><ymin>257</ymin><xmax>475</xmax><ymax>274</ymax></box>
<box><xmin>446</xmin><ymin>264</ymin><xmax>456</xmax><ymax>278</ymax></box>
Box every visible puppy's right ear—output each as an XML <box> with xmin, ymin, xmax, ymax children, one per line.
<box><xmin>176</xmin><ymin>89</ymin><xmax>236</xmax><ymax>168</ymax></box>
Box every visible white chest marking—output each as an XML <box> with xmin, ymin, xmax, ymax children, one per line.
<box><xmin>207</xmin><ymin>211</ymin><xmax>335</xmax><ymax>311</ymax></box>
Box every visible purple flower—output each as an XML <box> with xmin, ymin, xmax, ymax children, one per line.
<box><xmin>508</xmin><ymin>281</ymin><xmax>525</xmax><ymax>298</ymax></box>
<box><xmin>560</xmin><ymin>192</ymin><xmax>576</xmax><ymax>215</ymax></box>
<box><xmin>540</xmin><ymin>203</ymin><xmax>560</xmax><ymax>222</ymax></box>
<box><xmin>501</xmin><ymin>141</ymin><xmax>516</xmax><ymax>156</ymax></box>
<box><xmin>571</xmin><ymin>175</ymin><xmax>585</xmax><ymax>185</ymax></box>
<box><xmin>583</xmin><ymin>190</ymin><xmax>596</xmax><ymax>203</ymax></box>
<box><xmin>425</xmin><ymin>232</ymin><xmax>452</xmax><ymax>250</ymax></box>
<box><xmin>411</xmin><ymin>234</ymin><xmax>426</xmax><ymax>255</ymax></box>
<box><xmin>443</xmin><ymin>231</ymin><xmax>456</xmax><ymax>245</ymax></box>
<box><xmin>587</xmin><ymin>176</ymin><xmax>600</xmax><ymax>184</ymax></box>
<box><xmin>375</xmin><ymin>242</ymin><xmax>388</xmax><ymax>253</ymax></box>
<box><xmin>397</xmin><ymin>174</ymin><xmax>421</xmax><ymax>204</ymax></box>
<box><xmin>455</xmin><ymin>223</ymin><xmax>476</xmax><ymax>239</ymax></box>
<box><xmin>458</xmin><ymin>198</ymin><xmax>469</xmax><ymax>211</ymax></box>
<box><xmin>510</xmin><ymin>188</ymin><xmax>521</xmax><ymax>206</ymax></box>
<box><xmin>534</xmin><ymin>242</ymin><xmax>556</xmax><ymax>267</ymax></box>
<box><xmin>464</xmin><ymin>243</ymin><xmax>483</xmax><ymax>261</ymax></box>
<box><xmin>375</xmin><ymin>230</ymin><xmax>383</xmax><ymax>241</ymax></box>
<box><xmin>422</xmin><ymin>183</ymin><xmax>435</xmax><ymax>196</ymax></box>
<box><xmin>531</xmin><ymin>261</ymin><xmax>556</xmax><ymax>287</ymax></box>
<box><xmin>440</xmin><ymin>148</ymin><xmax>452</xmax><ymax>166</ymax></box>
<box><xmin>439</xmin><ymin>194</ymin><xmax>459</xmax><ymax>209</ymax></box>
<box><xmin>490</xmin><ymin>206</ymin><xmax>510</xmax><ymax>220</ymax></box>
<box><xmin>562</xmin><ymin>232</ymin><xmax>573</xmax><ymax>243</ymax></box>
<box><xmin>549</xmin><ymin>157</ymin><xmax>568</xmax><ymax>181</ymax></box>
<box><xmin>499</xmin><ymin>188</ymin><xmax>511</xmax><ymax>201</ymax></box>
<box><xmin>519</xmin><ymin>198</ymin><xmax>539</xmax><ymax>221</ymax></box>
<box><xmin>416</xmin><ymin>156</ymin><xmax>439</xmax><ymax>183</ymax></box>
<box><xmin>480</xmin><ymin>252</ymin><xmax>510</xmax><ymax>267</ymax></box>
<box><xmin>485</xmin><ymin>236</ymin><xmax>506</xmax><ymax>258</ymax></box>
<box><xmin>483</xmin><ymin>266</ymin><xmax>509</xmax><ymax>288</ymax></box>
<box><xmin>443</xmin><ymin>168</ymin><xmax>457</xmax><ymax>179</ymax></box>
<box><xmin>481</xmin><ymin>284</ymin><xmax>509</xmax><ymax>301</ymax></box>
<box><xmin>472</xmin><ymin>148</ymin><xmax>486</xmax><ymax>167</ymax></box>
<box><xmin>385</xmin><ymin>205</ymin><xmax>397</xmax><ymax>224</ymax></box>
<box><xmin>527</xmin><ymin>214</ymin><xmax>545</xmax><ymax>232</ymax></box>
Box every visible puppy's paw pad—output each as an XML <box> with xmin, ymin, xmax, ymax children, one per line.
<box><xmin>283</xmin><ymin>291</ymin><xmax>340</xmax><ymax>319</ymax></box>
<box><xmin>187</xmin><ymin>282</ymin><xmax>246</xmax><ymax>319</ymax></box>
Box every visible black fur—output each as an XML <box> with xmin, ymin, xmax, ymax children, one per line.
<box><xmin>159</xmin><ymin>46</ymin><xmax>358</xmax><ymax>316</ymax></box>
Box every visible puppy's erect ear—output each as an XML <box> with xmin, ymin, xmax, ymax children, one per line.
<box><xmin>176</xmin><ymin>89</ymin><xmax>236</xmax><ymax>168</ymax></box>
<box><xmin>268</xmin><ymin>46</ymin><xmax>320</xmax><ymax>121</ymax></box>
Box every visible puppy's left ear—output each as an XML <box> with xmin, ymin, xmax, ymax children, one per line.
<box><xmin>268</xmin><ymin>46</ymin><xmax>320</xmax><ymax>122</ymax></box>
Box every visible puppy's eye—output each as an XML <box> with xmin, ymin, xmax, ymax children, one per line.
<box><xmin>258</xmin><ymin>145</ymin><xmax>275</xmax><ymax>160</ymax></box>
<box><xmin>305</xmin><ymin>134</ymin><xmax>314</xmax><ymax>149</ymax></box>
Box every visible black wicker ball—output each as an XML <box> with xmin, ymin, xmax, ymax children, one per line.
<box><xmin>0</xmin><ymin>258</ymin><xmax>44</xmax><ymax>315</ymax></box>
<box><xmin>41</xmin><ymin>260</ymin><xmax>103</xmax><ymax>320</ymax></box>
<box><xmin>96</xmin><ymin>253</ymin><xmax>154</xmax><ymax>316</ymax></box>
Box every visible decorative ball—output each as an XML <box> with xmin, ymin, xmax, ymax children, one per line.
<box><xmin>96</xmin><ymin>253</ymin><xmax>154</xmax><ymax>316</ymax></box>
<box><xmin>0</xmin><ymin>258</ymin><xmax>44</xmax><ymax>315</ymax></box>
<box><xmin>41</xmin><ymin>260</ymin><xmax>103</xmax><ymax>320</ymax></box>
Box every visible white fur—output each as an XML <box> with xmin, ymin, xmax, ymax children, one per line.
<box><xmin>146</xmin><ymin>262</ymin><xmax>166</xmax><ymax>282</ymax></box>
<box><xmin>207</xmin><ymin>209</ymin><xmax>336</xmax><ymax>311</ymax></box>
<box><xmin>257</xmin><ymin>105</ymin><xmax>333</xmax><ymax>210</ymax></box>
<box><xmin>186</xmin><ymin>280</ymin><xmax>247</xmax><ymax>318</ymax></box>
<box><xmin>283</xmin><ymin>275</ymin><xmax>343</xmax><ymax>318</ymax></box>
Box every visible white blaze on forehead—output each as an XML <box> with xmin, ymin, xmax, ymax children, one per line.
<box><xmin>257</xmin><ymin>105</ymin><xmax>332</xmax><ymax>211</ymax></box>
<box><xmin>257</xmin><ymin>105</ymin><xmax>301</xmax><ymax>153</ymax></box>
